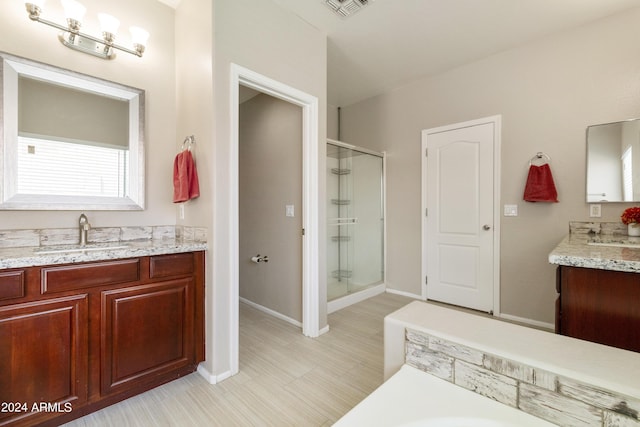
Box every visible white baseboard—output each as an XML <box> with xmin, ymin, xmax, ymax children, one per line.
<box><xmin>328</xmin><ymin>283</ymin><xmax>386</xmax><ymax>314</ymax></box>
<box><xmin>240</xmin><ymin>297</ymin><xmax>303</xmax><ymax>328</ymax></box>
<box><xmin>197</xmin><ymin>363</ymin><xmax>234</xmax><ymax>385</ymax></box>
<box><xmin>497</xmin><ymin>312</ymin><xmax>554</xmax><ymax>331</ymax></box>
<box><xmin>385</xmin><ymin>287</ymin><xmax>423</xmax><ymax>300</ymax></box>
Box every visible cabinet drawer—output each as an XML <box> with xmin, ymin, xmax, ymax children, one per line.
<box><xmin>149</xmin><ymin>253</ymin><xmax>194</xmax><ymax>279</ymax></box>
<box><xmin>42</xmin><ymin>259</ymin><xmax>140</xmax><ymax>294</ymax></box>
<box><xmin>0</xmin><ymin>270</ymin><xmax>25</xmax><ymax>301</ymax></box>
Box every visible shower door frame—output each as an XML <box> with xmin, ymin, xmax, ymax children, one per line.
<box><xmin>327</xmin><ymin>138</ymin><xmax>386</xmax><ymax>313</ymax></box>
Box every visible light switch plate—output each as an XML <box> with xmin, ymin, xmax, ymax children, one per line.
<box><xmin>504</xmin><ymin>204</ymin><xmax>518</xmax><ymax>217</ymax></box>
<box><xmin>286</xmin><ymin>204</ymin><xmax>295</xmax><ymax>217</ymax></box>
<box><xmin>589</xmin><ymin>204</ymin><xmax>602</xmax><ymax>218</ymax></box>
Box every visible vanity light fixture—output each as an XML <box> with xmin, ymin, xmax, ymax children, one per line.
<box><xmin>24</xmin><ymin>0</ymin><xmax>149</xmax><ymax>60</ymax></box>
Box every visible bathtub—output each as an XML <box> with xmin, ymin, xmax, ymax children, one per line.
<box><xmin>333</xmin><ymin>364</ymin><xmax>556</xmax><ymax>427</ymax></box>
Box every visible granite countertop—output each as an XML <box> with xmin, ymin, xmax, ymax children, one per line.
<box><xmin>0</xmin><ymin>240</ymin><xmax>208</xmax><ymax>269</ymax></box>
<box><xmin>548</xmin><ymin>233</ymin><xmax>640</xmax><ymax>273</ymax></box>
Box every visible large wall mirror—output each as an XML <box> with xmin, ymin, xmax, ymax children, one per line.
<box><xmin>586</xmin><ymin>118</ymin><xmax>640</xmax><ymax>203</ymax></box>
<box><xmin>0</xmin><ymin>52</ymin><xmax>145</xmax><ymax>210</ymax></box>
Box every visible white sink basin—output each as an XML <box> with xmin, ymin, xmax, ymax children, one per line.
<box><xmin>35</xmin><ymin>243</ymin><xmax>129</xmax><ymax>254</ymax></box>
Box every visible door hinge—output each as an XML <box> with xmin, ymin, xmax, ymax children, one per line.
<box><xmin>425</xmin><ymin>208</ymin><xmax>428</xmax><ymax>217</ymax></box>
<box><xmin>425</xmin><ymin>148</ymin><xmax>428</xmax><ymax>157</ymax></box>
<box><xmin>425</xmin><ymin>276</ymin><xmax>428</xmax><ymax>285</ymax></box>
<box><xmin>302</xmin><ymin>228</ymin><xmax>305</xmax><ymax>236</ymax></box>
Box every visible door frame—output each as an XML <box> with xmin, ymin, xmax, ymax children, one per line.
<box><xmin>230</xmin><ymin>64</ymin><xmax>321</xmax><ymax>375</ymax></box>
<box><xmin>421</xmin><ymin>115</ymin><xmax>502</xmax><ymax>315</ymax></box>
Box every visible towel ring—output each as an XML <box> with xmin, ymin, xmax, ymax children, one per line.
<box><xmin>181</xmin><ymin>135</ymin><xmax>196</xmax><ymax>151</ymax></box>
<box><xmin>529</xmin><ymin>152</ymin><xmax>551</xmax><ymax>166</ymax></box>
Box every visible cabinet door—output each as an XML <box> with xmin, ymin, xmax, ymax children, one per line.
<box><xmin>100</xmin><ymin>279</ymin><xmax>195</xmax><ymax>395</ymax></box>
<box><xmin>0</xmin><ymin>295</ymin><xmax>88</xmax><ymax>426</ymax></box>
<box><xmin>560</xmin><ymin>266</ymin><xmax>640</xmax><ymax>352</ymax></box>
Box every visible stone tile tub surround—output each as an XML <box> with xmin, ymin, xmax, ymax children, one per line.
<box><xmin>0</xmin><ymin>225</ymin><xmax>207</xmax><ymax>249</ymax></box>
<box><xmin>385</xmin><ymin>302</ymin><xmax>640</xmax><ymax>427</ymax></box>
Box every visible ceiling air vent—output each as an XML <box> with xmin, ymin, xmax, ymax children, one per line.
<box><xmin>325</xmin><ymin>0</ymin><xmax>372</xmax><ymax>18</ymax></box>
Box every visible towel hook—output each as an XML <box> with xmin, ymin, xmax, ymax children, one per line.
<box><xmin>529</xmin><ymin>151</ymin><xmax>551</xmax><ymax>166</ymax></box>
<box><xmin>181</xmin><ymin>135</ymin><xmax>196</xmax><ymax>151</ymax></box>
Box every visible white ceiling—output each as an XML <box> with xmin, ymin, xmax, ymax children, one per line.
<box><xmin>273</xmin><ymin>0</ymin><xmax>640</xmax><ymax>107</ymax></box>
<box><xmin>162</xmin><ymin>0</ymin><xmax>640</xmax><ymax>107</ymax></box>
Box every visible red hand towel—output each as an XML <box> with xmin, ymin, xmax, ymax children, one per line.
<box><xmin>173</xmin><ymin>150</ymin><xmax>200</xmax><ymax>203</ymax></box>
<box><xmin>185</xmin><ymin>150</ymin><xmax>200</xmax><ymax>200</ymax></box>
<box><xmin>523</xmin><ymin>164</ymin><xmax>558</xmax><ymax>203</ymax></box>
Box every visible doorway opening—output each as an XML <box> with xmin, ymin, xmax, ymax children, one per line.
<box><xmin>238</xmin><ymin>87</ymin><xmax>303</xmax><ymax>325</ymax></box>
<box><xmin>229</xmin><ymin>64</ymin><xmax>321</xmax><ymax>376</ymax></box>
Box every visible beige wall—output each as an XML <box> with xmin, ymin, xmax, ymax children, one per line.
<box><xmin>340</xmin><ymin>7</ymin><xmax>640</xmax><ymax>325</ymax></box>
<box><xmin>239</xmin><ymin>94</ymin><xmax>303</xmax><ymax>322</ymax></box>
<box><xmin>328</xmin><ymin>104</ymin><xmax>339</xmax><ymax>140</ymax></box>
<box><xmin>0</xmin><ymin>0</ymin><xmax>176</xmax><ymax>229</ymax></box>
<box><xmin>174</xmin><ymin>0</ymin><xmax>215</xmax><ymax>376</ymax></box>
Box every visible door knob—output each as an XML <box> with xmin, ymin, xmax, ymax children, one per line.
<box><xmin>483</xmin><ymin>224</ymin><xmax>491</xmax><ymax>230</ymax></box>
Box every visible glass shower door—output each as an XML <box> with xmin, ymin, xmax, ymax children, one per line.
<box><xmin>327</xmin><ymin>142</ymin><xmax>384</xmax><ymax>302</ymax></box>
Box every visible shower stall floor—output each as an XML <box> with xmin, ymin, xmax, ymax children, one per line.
<box><xmin>328</xmin><ymin>280</ymin><xmax>369</xmax><ymax>300</ymax></box>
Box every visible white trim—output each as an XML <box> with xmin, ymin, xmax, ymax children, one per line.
<box><xmin>420</xmin><ymin>137</ymin><xmax>428</xmax><ymax>301</ymax></box>
<box><xmin>197</xmin><ymin>364</ymin><xmax>233</xmax><ymax>385</ymax></box>
<box><xmin>328</xmin><ymin>283</ymin><xmax>386</xmax><ymax>314</ymax></box>
<box><xmin>382</xmin><ymin>151</ymin><xmax>387</xmax><ymax>288</ymax></box>
<box><xmin>229</xmin><ymin>64</ymin><xmax>321</xmax><ymax>377</ymax></box>
<box><xmin>385</xmin><ymin>287</ymin><xmax>423</xmax><ymax>300</ymax></box>
<box><xmin>421</xmin><ymin>115</ymin><xmax>502</xmax><ymax>314</ymax></box>
<box><xmin>492</xmin><ymin>116</ymin><xmax>502</xmax><ymax>317</ymax></box>
<box><xmin>497</xmin><ymin>313</ymin><xmax>554</xmax><ymax>331</ymax></box>
<box><xmin>240</xmin><ymin>297</ymin><xmax>303</xmax><ymax>328</ymax></box>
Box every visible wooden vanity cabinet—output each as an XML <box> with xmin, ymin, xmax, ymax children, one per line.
<box><xmin>556</xmin><ymin>265</ymin><xmax>640</xmax><ymax>353</ymax></box>
<box><xmin>0</xmin><ymin>294</ymin><xmax>89</xmax><ymax>427</ymax></box>
<box><xmin>0</xmin><ymin>251</ymin><xmax>205</xmax><ymax>427</ymax></box>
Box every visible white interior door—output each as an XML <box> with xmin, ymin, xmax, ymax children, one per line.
<box><xmin>422</xmin><ymin>117</ymin><xmax>500</xmax><ymax>313</ymax></box>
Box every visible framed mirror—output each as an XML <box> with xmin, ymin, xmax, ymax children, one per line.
<box><xmin>0</xmin><ymin>52</ymin><xmax>145</xmax><ymax>210</ymax></box>
<box><xmin>586</xmin><ymin>118</ymin><xmax>640</xmax><ymax>203</ymax></box>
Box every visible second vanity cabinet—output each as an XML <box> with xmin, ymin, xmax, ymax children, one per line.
<box><xmin>556</xmin><ymin>265</ymin><xmax>640</xmax><ymax>353</ymax></box>
<box><xmin>0</xmin><ymin>251</ymin><xmax>205</xmax><ymax>427</ymax></box>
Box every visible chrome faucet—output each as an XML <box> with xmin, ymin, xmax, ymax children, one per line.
<box><xmin>79</xmin><ymin>213</ymin><xmax>91</xmax><ymax>246</ymax></box>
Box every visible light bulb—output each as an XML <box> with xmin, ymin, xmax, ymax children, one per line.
<box><xmin>26</xmin><ymin>0</ymin><xmax>46</xmax><ymax>8</ymax></box>
<box><xmin>129</xmin><ymin>26</ymin><xmax>149</xmax><ymax>47</ymax></box>
<box><xmin>25</xmin><ymin>0</ymin><xmax>45</xmax><ymax>19</ymax></box>
<box><xmin>98</xmin><ymin>13</ymin><xmax>120</xmax><ymax>35</ymax></box>
<box><xmin>60</xmin><ymin>0</ymin><xmax>86</xmax><ymax>22</ymax></box>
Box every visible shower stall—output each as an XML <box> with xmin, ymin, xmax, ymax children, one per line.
<box><xmin>327</xmin><ymin>139</ymin><xmax>385</xmax><ymax>312</ymax></box>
